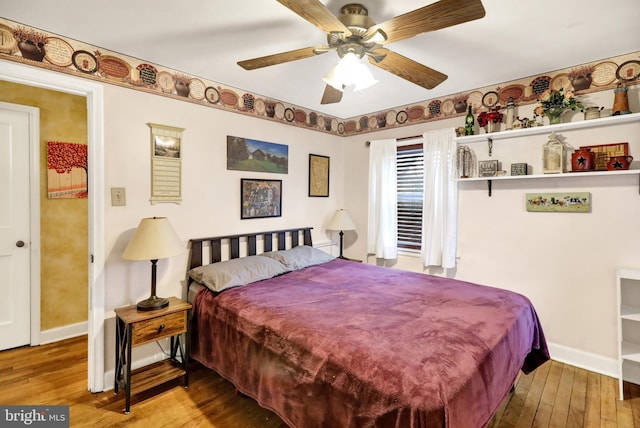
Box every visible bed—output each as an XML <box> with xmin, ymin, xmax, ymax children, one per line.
<box><xmin>186</xmin><ymin>227</ymin><xmax>549</xmax><ymax>428</ymax></box>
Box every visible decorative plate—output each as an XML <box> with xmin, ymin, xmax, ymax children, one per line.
<box><xmin>294</xmin><ymin>109</ymin><xmax>306</xmax><ymax>124</ymax></box>
<box><xmin>482</xmin><ymin>91</ymin><xmax>499</xmax><ymax>108</ymax></box>
<box><xmin>498</xmin><ymin>84</ymin><xmax>525</xmax><ymax>102</ymax></box>
<box><xmin>408</xmin><ymin>105</ymin><xmax>425</xmax><ymax>120</ymax></box>
<box><xmin>157</xmin><ymin>71</ymin><xmax>175</xmax><ymax>93</ymax></box>
<box><xmin>274</xmin><ymin>102</ymin><xmax>285</xmax><ymax>119</ymax></box>
<box><xmin>44</xmin><ymin>37</ymin><xmax>73</xmax><ymax>67</ymax></box>
<box><xmin>317</xmin><ymin>116</ymin><xmax>325</xmax><ymax>130</ymax></box>
<box><xmin>0</xmin><ymin>24</ymin><xmax>18</xmax><ymax>54</ymax></box>
<box><xmin>337</xmin><ymin>122</ymin><xmax>345</xmax><ymax>134</ymax></box>
<box><xmin>467</xmin><ymin>91</ymin><xmax>483</xmax><ymax>112</ymax></box>
<box><xmin>97</xmin><ymin>55</ymin><xmax>131</xmax><ymax>81</ymax></box>
<box><xmin>368</xmin><ymin>115</ymin><xmax>378</xmax><ymax>129</ymax></box>
<box><xmin>255</xmin><ymin>98</ymin><xmax>265</xmax><ymax>115</ymax></box>
<box><xmin>591</xmin><ymin>61</ymin><xmax>618</xmax><ymax>86</ymax></box>
<box><xmin>284</xmin><ymin>107</ymin><xmax>295</xmax><ymax>122</ymax></box>
<box><xmin>189</xmin><ymin>78</ymin><xmax>206</xmax><ymax>100</ymax></box>
<box><xmin>616</xmin><ymin>60</ymin><xmax>640</xmax><ymax>82</ymax></box>
<box><xmin>136</xmin><ymin>63</ymin><xmax>158</xmax><ymax>88</ymax></box>
<box><xmin>441</xmin><ymin>99</ymin><xmax>455</xmax><ymax>116</ymax></box>
<box><xmin>331</xmin><ymin>118</ymin><xmax>339</xmax><ymax>132</ymax></box>
<box><xmin>427</xmin><ymin>100</ymin><xmax>441</xmax><ymax>116</ymax></box>
<box><xmin>530</xmin><ymin>76</ymin><xmax>551</xmax><ymax>97</ymax></box>
<box><xmin>220</xmin><ymin>89</ymin><xmax>239</xmax><ymax>107</ymax></box>
<box><xmin>385</xmin><ymin>110</ymin><xmax>397</xmax><ymax>126</ymax></box>
<box><xmin>308</xmin><ymin>111</ymin><xmax>318</xmax><ymax>126</ymax></box>
<box><xmin>550</xmin><ymin>74</ymin><xmax>570</xmax><ymax>92</ymax></box>
<box><xmin>204</xmin><ymin>86</ymin><xmax>220</xmax><ymax>104</ymax></box>
<box><xmin>396</xmin><ymin>110</ymin><xmax>408</xmax><ymax>124</ymax></box>
<box><xmin>72</xmin><ymin>50</ymin><xmax>98</xmax><ymax>74</ymax></box>
<box><xmin>359</xmin><ymin>116</ymin><xmax>369</xmax><ymax>130</ymax></box>
<box><xmin>242</xmin><ymin>93</ymin><xmax>255</xmax><ymax>111</ymax></box>
<box><xmin>344</xmin><ymin>120</ymin><xmax>357</xmax><ymax>133</ymax></box>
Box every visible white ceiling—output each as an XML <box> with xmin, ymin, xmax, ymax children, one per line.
<box><xmin>3</xmin><ymin>0</ymin><xmax>639</xmax><ymax>119</ymax></box>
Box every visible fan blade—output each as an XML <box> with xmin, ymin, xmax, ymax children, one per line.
<box><xmin>368</xmin><ymin>48</ymin><xmax>447</xmax><ymax>90</ymax></box>
<box><xmin>238</xmin><ymin>46</ymin><xmax>328</xmax><ymax>70</ymax></box>
<box><xmin>320</xmin><ymin>84</ymin><xmax>343</xmax><ymax>104</ymax></box>
<box><xmin>276</xmin><ymin>0</ymin><xmax>352</xmax><ymax>37</ymax></box>
<box><xmin>363</xmin><ymin>0</ymin><xmax>485</xmax><ymax>44</ymax></box>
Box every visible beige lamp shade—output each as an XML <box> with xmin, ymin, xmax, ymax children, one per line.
<box><xmin>122</xmin><ymin>217</ymin><xmax>183</xmax><ymax>261</ymax></box>
<box><xmin>326</xmin><ymin>209</ymin><xmax>357</xmax><ymax>231</ymax></box>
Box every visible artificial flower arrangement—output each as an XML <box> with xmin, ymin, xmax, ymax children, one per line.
<box><xmin>477</xmin><ymin>107</ymin><xmax>503</xmax><ymax>128</ymax></box>
<box><xmin>533</xmin><ymin>88</ymin><xmax>584</xmax><ymax>119</ymax></box>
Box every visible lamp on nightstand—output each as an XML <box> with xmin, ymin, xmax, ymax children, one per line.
<box><xmin>122</xmin><ymin>217</ymin><xmax>183</xmax><ymax>311</ymax></box>
<box><xmin>326</xmin><ymin>209</ymin><xmax>357</xmax><ymax>259</ymax></box>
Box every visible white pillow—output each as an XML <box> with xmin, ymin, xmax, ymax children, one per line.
<box><xmin>260</xmin><ymin>245</ymin><xmax>335</xmax><ymax>270</ymax></box>
<box><xmin>188</xmin><ymin>255</ymin><xmax>288</xmax><ymax>292</ymax></box>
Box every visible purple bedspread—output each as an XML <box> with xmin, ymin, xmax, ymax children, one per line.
<box><xmin>191</xmin><ymin>259</ymin><xmax>549</xmax><ymax>428</ymax></box>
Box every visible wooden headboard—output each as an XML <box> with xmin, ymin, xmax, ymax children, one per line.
<box><xmin>187</xmin><ymin>227</ymin><xmax>313</xmax><ymax>272</ymax></box>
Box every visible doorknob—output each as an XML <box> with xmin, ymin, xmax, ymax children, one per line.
<box><xmin>16</xmin><ymin>240</ymin><xmax>25</xmax><ymax>247</ymax></box>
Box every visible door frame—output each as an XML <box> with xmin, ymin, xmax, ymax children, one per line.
<box><xmin>0</xmin><ymin>60</ymin><xmax>105</xmax><ymax>392</ymax></box>
<box><xmin>0</xmin><ymin>101</ymin><xmax>41</xmax><ymax>347</ymax></box>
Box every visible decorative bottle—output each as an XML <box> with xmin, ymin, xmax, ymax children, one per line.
<box><xmin>505</xmin><ymin>97</ymin><xmax>515</xmax><ymax>130</ymax></box>
<box><xmin>464</xmin><ymin>106</ymin><xmax>474</xmax><ymax>135</ymax></box>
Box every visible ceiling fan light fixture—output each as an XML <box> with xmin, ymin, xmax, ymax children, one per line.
<box><xmin>322</xmin><ymin>52</ymin><xmax>377</xmax><ymax>92</ymax></box>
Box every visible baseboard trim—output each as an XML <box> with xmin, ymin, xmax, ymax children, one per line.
<box><xmin>40</xmin><ymin>321</ymin><xmax>88</xmax><ymax>345</ymax></box>
<box><xmin>547</xmin><ymin>342</ymin><xmax>618</xmax><ymax>379</ymax></box>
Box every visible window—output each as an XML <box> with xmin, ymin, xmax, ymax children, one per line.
<box><xmin>396</xmin><ymin>143</ymin><xmax>423</xmax><ymax>249</ymax></box>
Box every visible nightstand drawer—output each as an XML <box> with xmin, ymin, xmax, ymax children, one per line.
<box><xmin>131</xmin><ymin>311</ymin><xmax>186</xmax><ymax>346</ymax></box>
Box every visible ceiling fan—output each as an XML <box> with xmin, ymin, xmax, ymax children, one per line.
<box><xmin>238</xmin><ymin>0</ymin><xmax>486</xmax><ymax>104</ymax></box>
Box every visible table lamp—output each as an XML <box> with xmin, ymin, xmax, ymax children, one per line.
<box><xmin>326</xmin><ymin>209</ymin><xmax>356</xmax><ymax>259</ymax></box>
<box><xmin>122</xmin><ymin>217</ymin><xmax>183</xmax><ymax>311</ymax></box>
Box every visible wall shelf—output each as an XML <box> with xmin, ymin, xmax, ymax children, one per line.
<box><xmin>456</xmin><ymin>112</ymin><xmax>640</xmax><ymax>144</ymax></box>
<box><xmin>455</xmin><ymin>113</ymin><xmax>640</xmax><ymax>196</ymax></box>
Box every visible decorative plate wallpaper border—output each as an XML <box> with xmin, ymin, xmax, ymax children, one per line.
<box><xmin>0</xmin><ymin>18</ymin><xmax>637</xmax><ymax>137</ymax></box>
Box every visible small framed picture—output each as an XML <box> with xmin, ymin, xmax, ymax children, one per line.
<box><xmin>241</xmin><ymin>179</ymin><xmax>282</xmax><ymax>219</ymax></box>
<box><xmin>511</xmin><ymin>163</ymin><xmax>528</xmax><ymax>176</ymax></box>
<box><xmin>478</xmin><ymin>160</ymin><xmax>498</xmax><ymax>177</ymax></box>
<box><xmin>308</xmin><ymin>154</ymin><xmax>330</xmax><ymax>197</ymax></box>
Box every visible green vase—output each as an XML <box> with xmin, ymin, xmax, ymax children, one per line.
<box><xmin>546</xmin><ymin>106</ymin><xmax>564</xmax><ymax>125</ymax></box>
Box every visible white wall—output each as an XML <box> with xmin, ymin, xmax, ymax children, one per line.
<box><xmin>101</xmin><ymin>84</ymin><xmax>346</xmax><ymax>376</ymax></box>
<box><xmin>342</xmin><ymin>87</ymin><xmax>640</xmax><ymax>376</ymax></box>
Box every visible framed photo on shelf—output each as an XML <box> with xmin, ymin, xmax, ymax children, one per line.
<box><xmin>308</xmin><ymin>154</ymin><xmax>330</xmax><ymax>197</ymax></box>
<box><xmin>241</xmin><ymin>178</ymin><xmax>282</xmax><ymax>219</ymax></box>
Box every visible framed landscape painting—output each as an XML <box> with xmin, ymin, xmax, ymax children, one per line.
<box><xmin>241</xmin><ymin>179</ymin><xmax>282</xmax><ymax>219</ymax></box>
<box><xmin>227</xmin><ymin>136</ymin><xmax>288</xmax><ymax>173</ymax></box>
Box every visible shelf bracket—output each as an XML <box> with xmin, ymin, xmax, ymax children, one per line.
<box><xmin>487</xmin><ymin>137</ymin><xmax>493</xmax><ymax>157</ymax></box>
<box><xmin>487</xmin><ymin>179</ymin><xmax>492</xmax><ymax>197</ymax></box>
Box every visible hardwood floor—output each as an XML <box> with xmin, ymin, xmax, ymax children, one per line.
<box><xmin>1</xmin><ymin>335</ymin><xmax>639</xmax><ymax>427</ymax></box>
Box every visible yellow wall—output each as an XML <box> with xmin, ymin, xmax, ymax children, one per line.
<box><xmin>0</xmin><ymin>80</ymin><xmax>88</xmax><ymax>330</ymax></box>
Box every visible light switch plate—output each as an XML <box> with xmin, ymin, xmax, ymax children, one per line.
<box><xmin>111</xmin><ymin>187</ymin><xmax>126</xmax><ymax>206</ymax></box>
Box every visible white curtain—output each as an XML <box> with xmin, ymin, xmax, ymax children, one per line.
<box><xmin>367</xmin><ymin>139</ymin><xmax>398</xmax><ymax>259</ymax></box>
<box><xmin>421</xmin><ymin>128</ymin><xmax>458</xmax><ymax>268</ymax></box>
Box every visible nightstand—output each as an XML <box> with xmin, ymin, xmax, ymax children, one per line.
<box><xmin>114</xmin><ymin>296</ymin><xmax>191</xmax><ymax>414</ymax></box>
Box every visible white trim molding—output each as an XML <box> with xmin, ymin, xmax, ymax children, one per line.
<box><xmin>40</xmin><ymin>322</ymin><xmax>88</xmax><ymax>345</ymax></box>
<box><xmin>0</xmin><ymin>59</ymin><xmax>106</xmax><ymax>393</ymax></box>
<box><xmin>547</xmin><ymin>342</ymin><xmax>618</xmax><ymax>379</ymax></box>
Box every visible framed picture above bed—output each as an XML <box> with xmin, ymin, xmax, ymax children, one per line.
<box><xmin>308</xmin><ymin>153</ymin><xmax>330</xmax><ymax>197</ymax></box>
<box><xmin>241</xmin><ymin>179</ymin><xmax>282</xmax><ymax>219</ymax></box>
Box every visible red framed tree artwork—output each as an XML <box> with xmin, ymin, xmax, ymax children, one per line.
<box><xmin>47</xmin><ymin>141</ymin><xmax>88</xmax><ymax>198</ymax></box>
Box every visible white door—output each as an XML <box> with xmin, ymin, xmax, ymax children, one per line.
<box><xmin>0</xmin><ymin>104</ymin><xmax>32</xmax><ymax>350</ymax></box>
